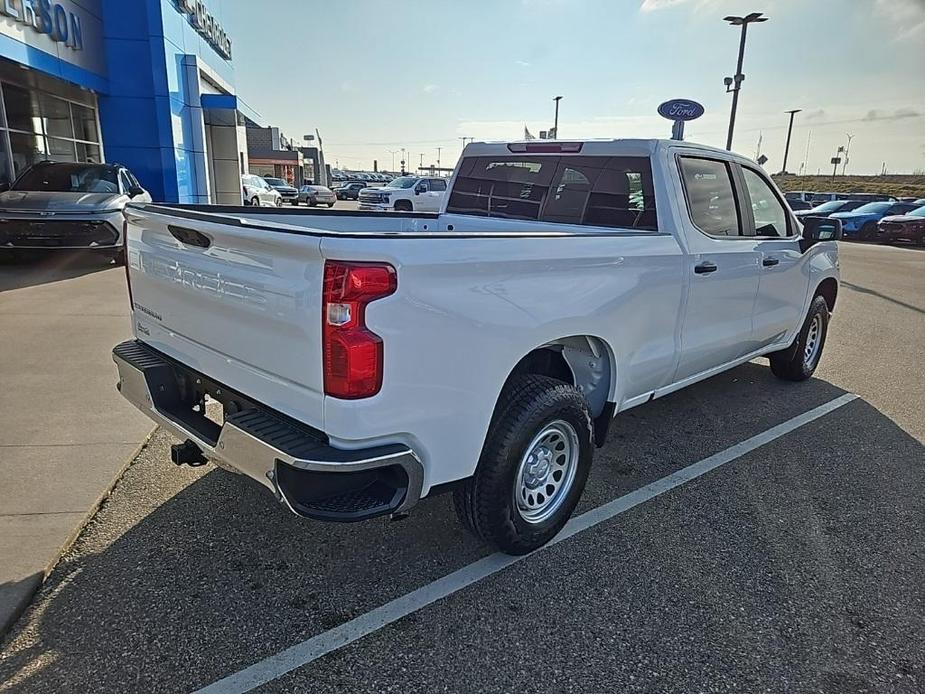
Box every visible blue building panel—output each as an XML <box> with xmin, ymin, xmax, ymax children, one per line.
<box><xmin>0</xmin><ymin>0</ymin><xmax>241</xmax><ymax>203</ymax></box>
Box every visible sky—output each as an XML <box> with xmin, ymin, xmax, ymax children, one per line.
<box><xmin>221</xmin><ymin>0</ymin><xmax>925</xmax><ymax>175</ymax></box>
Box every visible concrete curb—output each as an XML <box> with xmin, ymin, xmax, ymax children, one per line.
<box><xmin>0</xmin><ymin>425</ymin><xmax>158</xmax><ymax>639</ymax></box>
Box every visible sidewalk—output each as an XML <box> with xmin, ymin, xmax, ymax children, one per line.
<box><xmin>0</xmin><ymin>258</ymin><xmax>153</xmax><ymax>634</ymax></box>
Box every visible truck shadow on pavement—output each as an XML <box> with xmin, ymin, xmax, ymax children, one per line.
<box><xmin>2</xmin><ymin>362</ymin><xmax>923</xmax><ymax>693</ymax></box>
<box><xmin>0</xmin><ymin>252</ymin><xmax>115</xmax><ymax>292</ymax></box>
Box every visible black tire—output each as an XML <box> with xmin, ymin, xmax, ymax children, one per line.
<box><xmin>769</xmin><ymin>295</ymin><xmax>829</xmax><ymax>381</ymax></box>
<box><xmin>327</xmin><ymin>202</ymin><xmax>336</xmax><ymax>207</ymax></box>
<box><xmin>453</xmin><ymin>375</ymin><xmax>594</xmax><ymax>555</ymax></box>
<box><xmin>859</xmin><ymin>221</ymin><xmax>878</xmax><ymax>242</ymax></box>
<box><xmin>394</xmin><ymin>200</ymin><xmax>413</xmax><ymax>212</ymax></box>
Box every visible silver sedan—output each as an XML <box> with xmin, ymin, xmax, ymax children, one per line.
<box><xmin>298</xmin><ymin>185</ymin><xmax>337</xmax><ymax>207</ymax></box>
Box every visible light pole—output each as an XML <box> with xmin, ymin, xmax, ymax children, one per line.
<box><xmin>842</xmin><ymin>133</ymin><xmax>853</xmax><ymax>175</ymax></box>
<box><xmin>552</xmin><ymin>96</ymin><xmax>563</xmax><ymax>138</ymax></box>
<box><xmin>387</xmin><ymin>149</ymin><xmax>398</xmax><ymax>172</ymax></box>
<box><xmin>400</xmin><ymin>148</ymin><xmax>406</xmax><ymax>175</ymax></box>
<box><xmin>723</xmin><ymin>12</ymin><xmax>768</xmax><ymax>151</ymax></box>
<box><xmin>780</xmin><ymin>108</ymin><xmax>801</xmax><ymax>174</ymax></box>
<box><xmin>436</xmin><ymin>146</ymin><xmax>441</xmax><ymax>172</ymax></box>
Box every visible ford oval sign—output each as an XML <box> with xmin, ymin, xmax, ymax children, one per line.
<box><xmin>658</xmin><ymin>99</ymin><xmax>705</xmax><ymax>121</ymax></box>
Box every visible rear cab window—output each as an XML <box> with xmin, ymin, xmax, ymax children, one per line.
<box><xmin>446</xmin><ymin>155</ymin><xmax>658</xmax><ymax>230</ymax></box>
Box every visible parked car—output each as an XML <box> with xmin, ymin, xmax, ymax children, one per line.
<box><xmin>808</xmin><ymin>192</ymin><xmax>840</xmax><ymax>204</ymax></box>
<box><xmin>784</xmin><ymin>191</ymin><xmax>815</xmax><ymax>203</ymax></box>
<box><xmin>242</xmin><ymin>174</ymin><xmax>282</xmax><ymax>207</ymax></box>
<box><xmin>0</xmin><ymin>161</ymin><xmax>151</xmax><ymax>263</ymax></box>
<box><xmin>114</xmin><ymin>138</ymin><xmax>841</xmax><ymax>555</ymax></box>
<box><xmin>358</xmin><ymin>175</ymin><xmax>447</xmax><ymax>212</ymax></box>
<box><xmin>786</xmin><ymin>199</ymin><xmax>814</xmax><ymax>211</ymax></box>
<box><xmin>830</xmin><ymin>201</ymin><xmax>922</xmax><ymax>240</ymax></box>
<box><xmin>877</xmin><ymin>204</ymin><xmax>925</xmax><ymax>245</ymax></box>
<box><xmin>263</xmin><ymin>176</ymin><xmax>299</xmax><ymax>205</ymax></box>
<box><xmin>298</xmin><ymin>184</ymin><xmax>337</xmax><ymax>207</ymax></box>
<box><xmin>793</xmin><ymin>199</ymin><xmax>866</xmax><ymax>219</ymax></box>
<box><xmin>334</xmin><ymin>182</ymin><xmax>367</xmax><ymax>200</ymax></box>
<box><xmin>843</xmin><ymin>192</ymin><xmax>897</xmax><ymax>203</ymax></box>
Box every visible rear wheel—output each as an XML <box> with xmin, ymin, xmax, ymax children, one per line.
<box><xmin>453</xmin><ymin>375</ymin><xmax>593</xmax><ymax>555</ymax></box>
<box><xmin>251</xmin><ymin>196</ymin><xmax>260</xmax><ymax>207</ymax></box>
<box><xmin>769</xmin><ymin>295</ymin><xmax>829</xmax><ymax>381</ymax></box>
<box><xmin>859</xmin><ymin>221</ymin><xmax>878</xmax><ymax>241</ymax></box>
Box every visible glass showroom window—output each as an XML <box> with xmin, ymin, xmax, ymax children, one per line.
<box><xmin>0</xmin><ymin>82</ymin><xmax>102</xmax><ymax>186</ymax></box>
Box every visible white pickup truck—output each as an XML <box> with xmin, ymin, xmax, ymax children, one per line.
<box><xmin>357</xmin><ymin>175</ymin><xmax>447</xmax><ymax>212</ymax></box>
<box><xmin>113</xmin><ymin>139</ymin><xmax>842</xmax><ymax>555</ymax></box>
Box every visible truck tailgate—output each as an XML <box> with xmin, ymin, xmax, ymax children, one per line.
<box><xmin>124</xmin><ymin>208</ymin><xmax>326</xmax><ymax>428</ymax></box>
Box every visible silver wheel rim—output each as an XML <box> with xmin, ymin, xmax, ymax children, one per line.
<box><xmin>804</xmin><ymin>313</ymin><xmax>822</xmax><ymax>367</ymax></box>
<box><xmin>514</xmin><ymin>420</ymin><xmax>579</xmax><ymax>524</ymax></box>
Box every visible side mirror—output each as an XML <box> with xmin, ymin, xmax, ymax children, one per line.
<box><xmin>414</xmin><ymin>184</ymin><xmax>426</xmax><ymax>195</ymax></box>
<box><xmin>800</xmin><ymin>215</ymin><xmax>842</xmax><ymax>252</ymax></box>
<box><xmin>127</xmin><ymin>185</ymin><xmax>145</xmax><ymax>198</ymax></box>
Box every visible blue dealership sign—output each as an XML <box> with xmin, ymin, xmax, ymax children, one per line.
<box><xmin>657</xmin><ymin>99</ymin><xmax>705</xmax><ymax>121</ymax></box>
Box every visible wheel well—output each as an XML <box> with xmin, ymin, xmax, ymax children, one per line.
<box><xmin>505</xmin><ymin>337</ymin><xmax>613</xmax><ymax>418</ymax></box>
<box><xmin>499</xmin><ymin>338</ymin><xmax>615</xmax><ymax>447</ymax></box>
<box><xmin>394</xmin><ymin>199</ymin><xmax>412</xmax><ymax>210</ymax></box>
<box><xmin>814</xmin><ymin>277</ymin><xmax>838</xmax><ymax>312</ymax></box>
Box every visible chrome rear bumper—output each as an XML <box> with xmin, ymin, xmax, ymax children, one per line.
<box><xmin>112</xmin><ymin>340</ymin><xmax>423</xmax><ymax>521</ymax></box>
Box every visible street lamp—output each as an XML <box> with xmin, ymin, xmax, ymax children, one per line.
<box><xmin>552</xmin><ymin>96</ymin><xmax>563</xmax><ymax>139</ymax></box>
<box><xmin>780</xmin><ymin>108</ymin><xmax>801</xmax><ymax>174</ymax></box>
<box><xmin>387</xmin><ymin>149</ymin><xmax>398</xmax><ymax>172</ymax></box>
<box><xmin>723</xmin><ymin>12</ymin><xmax>768</xmax><ymax>151</ymax></box>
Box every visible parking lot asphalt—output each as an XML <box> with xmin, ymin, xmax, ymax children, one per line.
<box><xmin>0</xmin><ymin>242</ymin><xmax>923</xmax><ymax>693</ymax></box>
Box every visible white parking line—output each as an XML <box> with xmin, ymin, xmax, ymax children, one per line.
<box><xmin>195</xmin><ymin>392</ymin><xmax>859</xmax><ymax>694</ymax></box>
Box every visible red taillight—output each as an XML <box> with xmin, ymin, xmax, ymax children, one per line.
<box><xmin>322</xmin><ymin>261</ymin><xmax>397</xmax><ymax>399</ymax></box>
<box><xmin>123</xmin><ymin>219</ymin><xmax>134</xmax><ymax>311</ymax></box>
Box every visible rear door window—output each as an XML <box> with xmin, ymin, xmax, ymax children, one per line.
<box><xmin>678</xmin><ymin>157</ymin><xmax>741</xmax><ymax>237</ymax></box>
<box><xmin>430</xmin><ymin>179</ymin><xmax>447</xmax><ymax>191</ymax></box>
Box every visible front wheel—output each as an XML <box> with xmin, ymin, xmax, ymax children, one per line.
<box><xmin>769</xmin><ymin>295</ymin><xmax>830</xmax><ymax>381</ymax></box>
<box><xmin>453</xmin><ymin>375</ymin><xmax>593</xmax><ymax>555</ymax></box>
<box><xmin>394</xmin><ymin>200</ymin><xmax>413</xmax><ymax>212</ymax></box>
<box><xmin>275</xmin><ymin>197</ymin><xmax>283</xmax><ymax>207</ymax></box>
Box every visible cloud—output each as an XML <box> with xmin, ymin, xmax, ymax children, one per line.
<box><xmin>422</xmin><ymin>84</ymin><xmax>439</xmax><ymax>94</ymax></box>
<box><xmin>874</xmin><ymin>0</ymin><xmax>925</xmax><ymax>40</ymax></box>
<box><xmin>515</xmin><ymin>60</ymin><xmax>531</xmax><ymax>68</ymax></box>
<box><xmin>803</xmin><ymin>109</ymin><xmax>826</xmax><ymax>121</ymax></box>
<box><xmin>863</xmin><ymin>108</ymin><xmax>922</xmax><ymax>121</ymax></box>
<box><xmin>639</xmin><ymin>0</ymin><xmax>692</xmax><ymax>10</ymax></box>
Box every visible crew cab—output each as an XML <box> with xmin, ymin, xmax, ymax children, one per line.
<box><xmin>358</xmin><ymin>175</ymin><xmax>447</xmax><ymax>212</ymax></box>
<box><xmin>113</xmin><ymin>139</ymin><xmax>841</xmax><ymax>555</ymax></box>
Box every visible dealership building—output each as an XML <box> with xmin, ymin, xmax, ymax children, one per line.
<box><xmin>0</xmin><ymin>0</ymin><xmax>303</xmax><ymax>203</ymax></box>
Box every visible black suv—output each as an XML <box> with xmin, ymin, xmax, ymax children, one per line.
<box><xmin>335</xmin><ymin>181</ymin><xmax>367</xmax><ymax>200</ymax></box>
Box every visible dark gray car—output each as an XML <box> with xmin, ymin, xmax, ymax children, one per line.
<box><xmin>0</xmin><ymin>161</ymin><xmax>151</xmax><ymax>262</ymax></box>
